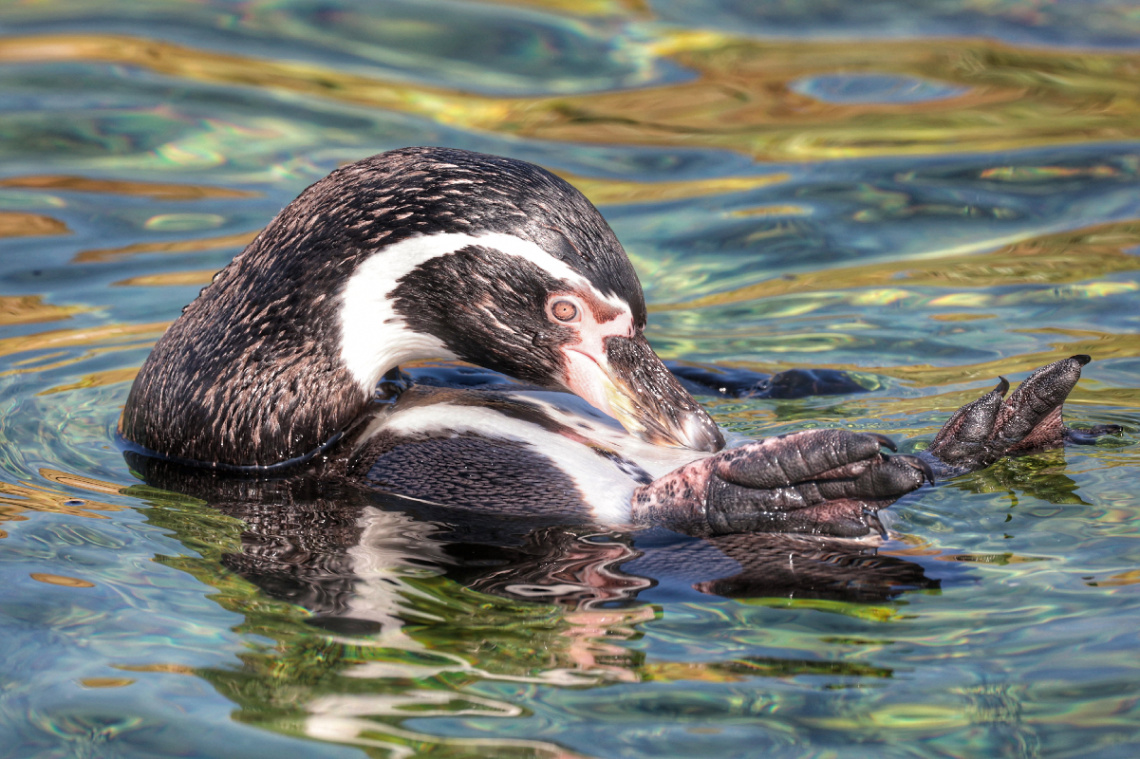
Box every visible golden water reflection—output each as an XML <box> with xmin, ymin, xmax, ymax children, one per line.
<box><xmin>0</xmin><ymin>211</ymin><xmax>69</xmax><ymax>238</ymax></box>
<box><xmin>0</xmin><ymin>468</ymin><xmax>124</xmax><ymax>531</ymax></box>
<box><xmin>0</xmin><ymin>175</ymin><xmax>258</xmax><ymax>201</ymax></box>
<box><xmin>74</xmin><ymin>230</ymin><xmax>258</xmax><ymax>264</ymax></box>
<box><xmin>655</xmin><ymin>219</ymin><xmax>1140</xmax><ymax>312</ymax></box>
<box><xmin>0</xmin><ymin>321</ymin><xmax>168</xmax><ymax>378</ymax></box>
<box><xmin>114</xmin><ymin>269</ymin><xmax>218</xmax><ymax>287</ymax></box>
<box><xmin>0</xmin><ymin>295</ymin><xmax>86</xmax><ymax>327</ymax></box>
<box><xmin>1</xmin><ymin>31</ymin><xmax>1136</xmax><ymax>161</ymax></box>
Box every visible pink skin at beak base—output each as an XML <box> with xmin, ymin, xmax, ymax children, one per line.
<box><xmin>549</xmin><ymin>291</ymin><xmax>723</xmax><ymax>452</ymax></box>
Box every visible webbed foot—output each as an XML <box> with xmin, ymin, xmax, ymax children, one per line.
<box><xmin>925</xmin><ymin>355</ymin><xmax>1122</xmax><ymax>475</ymax></box>
<box><xmin>632</xmin><ymin>429</ymin><xmax>930</xmax><ymax>538</ymax></box>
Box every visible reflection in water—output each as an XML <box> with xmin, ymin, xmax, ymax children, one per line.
<box><xmin>130</xmin><ymin>406</ymin><xmax>939</xmax><ymax>608</ymax></box>
<box><xmin>0</xmin><ymin>211</ymin><xmax>69</xmax><ymax>238</ymax></box>
<box><xmin>790</xmin><ymin>73</ymin><xmax>968</xmax><ymax>105</ymax></box>
<box><xmin>0</xmin><ymin>321</ymin><xmax>166</xmax><ymax>379</ymax></box>
<box><xmin>0</xmin><ymin>295</ymin><xmax>86</xmax><ymax>327</ymax></box>
<box><xmin>0</xmin><ymin>174</ymin><xmax>257</xmax><ymax>200</ymax></box>
<box><xmin>650</xmin><ymin>191</ymin><xmax>1140</xmax><ymax>313</ymax></box>
<box><xmin>0</xmin><ymin>468</ymin><xmax>123</xmax><ymax>527</ymax></box>
<box><xmin>167</xmin><ymin>492</ymin><xmax>935</xmax><ymax>749</ymax></box>
<box><xmin>73</xmin><ymin>229</ymin><xmax>257</xmax><ymax>263</ymax></box>
<box><xmin>945</xmin><ymin>449</ymin><xmax>1088</xmax><ymax>505</ymax></box>
<box><xmin>2</xmin><ymin>31</ymin><xmax>1138</xmax><ymax>161</ymax></box>
<box><xmin>121</xmin><ymin>379</ymin><xmax>940</xmax><ymax>751</ymax></box>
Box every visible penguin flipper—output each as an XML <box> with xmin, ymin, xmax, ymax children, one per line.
<box><xmin>667</xmin><ymin>361</ymin><xmax>871</xmax><ymax>400</ymax></box>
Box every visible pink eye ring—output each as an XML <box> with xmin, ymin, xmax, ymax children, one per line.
<box><xmin>549</xmin><ymin>299</ymin><xmax>580</xmax><ymax>323</ymax></box>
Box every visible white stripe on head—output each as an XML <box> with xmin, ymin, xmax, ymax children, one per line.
<box><xmin>339</xmin><ymin>231</ymin><xmax>632</xmax><ymax>392</ymax></box>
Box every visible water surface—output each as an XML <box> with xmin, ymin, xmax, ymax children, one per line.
<box><xmin>1</xmin><ymin>1</ymin><xmax>1138</xmax><ymax>757</ymax></box>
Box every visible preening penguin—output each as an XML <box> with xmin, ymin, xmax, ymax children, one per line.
<box><xmin>120</xmin><ymin>147</ymin><xmax>1102</xmax><ymax>538</ymax></box>
<box><xmin>122</xmin><ymin>147</ymin><xmax>720</xmax><ymax>465</ymax></box>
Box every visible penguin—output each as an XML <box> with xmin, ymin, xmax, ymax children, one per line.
<box><xmin>119</xmin><ymin>147</ymin><xmax>1099</xmax><ymax>539</ymax></box>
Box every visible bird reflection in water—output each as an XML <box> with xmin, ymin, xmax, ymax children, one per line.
<box><xmin>127</xmin><ymin>386</ymin><xmax>939</xmax><ymax>643</ymax></box>
<box><xmin>121</xmin><ymin>380</ymin><xmax>946</xmax><ymax>752</ymax></box>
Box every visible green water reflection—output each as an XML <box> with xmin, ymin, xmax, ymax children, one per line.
<box><xmin>0</xmin><ymin>1</ymin><xmax>1138</xmax><ymax>758</ymax></box>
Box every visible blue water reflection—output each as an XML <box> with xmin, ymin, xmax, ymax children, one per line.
<box><xmin>791</xmin><ymin>73</ymin><xmax>967</xmax><ymax>104</ymax></box>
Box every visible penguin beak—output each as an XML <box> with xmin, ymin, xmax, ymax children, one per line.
<box><xmin>561</xmin><ymin>334</ymin><xmax>724</xmax><ymax>453</ymax></box>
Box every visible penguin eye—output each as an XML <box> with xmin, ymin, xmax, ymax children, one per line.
<box><xmin>549</xmin><ymin>299</ymin><xmax>580</xmax><ymax>323</ymax></box>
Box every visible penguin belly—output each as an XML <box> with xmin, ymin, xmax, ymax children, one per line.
<box><xmin>344</xmin><ymin>385</ymin><xmax>705</xmax><ymax>526</ymax></box>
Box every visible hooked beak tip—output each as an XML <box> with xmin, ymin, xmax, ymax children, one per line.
<box><xmin>629</xmin><ymin>403</ymin><xmax>724</xmax><ymax>452</ymax></box>
<box><xmin>561</xmin><ymin>335</ymin><xmax>725</xmax><ymax>452</ymax></box>
<box><xmin>678</xmin><ymin>411</ymin><xmax>725</xmax><ymax>452</ymax></box>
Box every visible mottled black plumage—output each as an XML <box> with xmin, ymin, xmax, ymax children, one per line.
<box><xmin>363</xmin><ymin>434</ymin><xmax>592</xmax><ymax>519</ymax></box>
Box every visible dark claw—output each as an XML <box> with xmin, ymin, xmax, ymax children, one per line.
<box><xmin>900</xmin><ymin>454</ymin><xmax>936</xmax><ymax>485</ymax></box>
<box><xmin>863</xmin><ymin>506</ymin><xmax>889</xmax><ymax>540</ymax></box>
<box><xmin>870</xmin><ymin>433</ymin><xmax>898</xmax><ymax>452</ymax></box>
<box><xmin>712</xmin><ymin>429</ymin><xmax>889</xmax><ymax>490</ymax></box>
<box><xmin>635</xmin><ymin>355</ymin><xmax>1102</xmax><ymax>537</ymax></box>
<box><xmin>852</xmin><ymin>454</ymin><xmax>929</xmax><ymax>500</ymax></box>
<box><xmin>928</xmin><ymin>380</ymin><xmax>1006</xmax><ymax>467</ymax></box>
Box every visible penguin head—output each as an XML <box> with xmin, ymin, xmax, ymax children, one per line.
<box><xmin>332</xmin><ymin>148</ymin><xmax>723</xmax><ymax>452</ymax></box>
